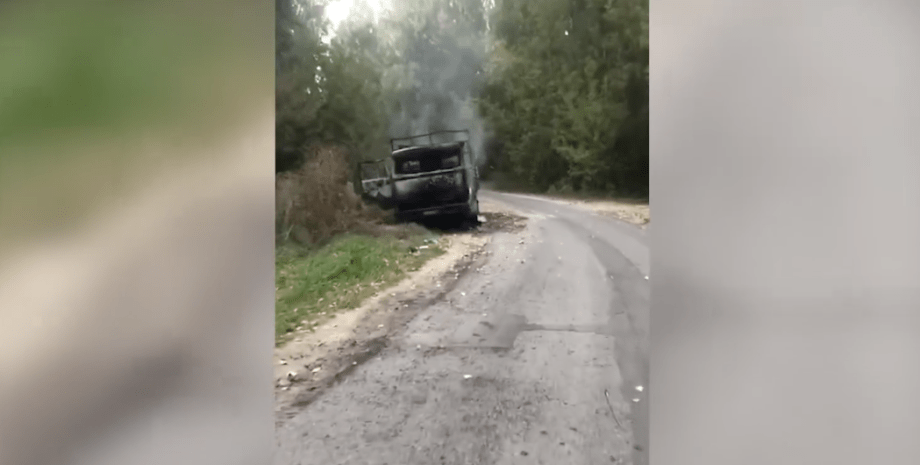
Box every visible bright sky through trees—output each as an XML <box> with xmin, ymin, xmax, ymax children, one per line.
<box><xmin>324</xmin><ymin>0</ymin><xmax>386</xmax><ymax>33</ymax></box>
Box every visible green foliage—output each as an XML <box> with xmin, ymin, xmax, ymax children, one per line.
<box><xmin>479</xmin><ymin>0</ymin><xmax>648</xmax><ymax>196</ymax></box>
<box><xmin>276</xmin><ymin>0</ymin><xmax>389</xmax><ymax>172</ymax></box>
<box><xmin>275</xmin><ymin>0</ymin><xmax>648</xmax><ymax>196</ymax></box>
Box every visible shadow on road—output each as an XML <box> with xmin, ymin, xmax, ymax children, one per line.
<box><xmin>403</xmin><ymin>211</ymin><xmax>526</xmax><ymax>236</ymax></box>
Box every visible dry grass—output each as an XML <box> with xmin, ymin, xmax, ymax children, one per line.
<box><xmin>273</xmin><ymin>146</ymin><xmax>446</xmax><ymax>346</ymax></box>
<box><xmin>275</xmin><ymin>145</ymin><xmax>389</xmax><ymax>245</ymax></box>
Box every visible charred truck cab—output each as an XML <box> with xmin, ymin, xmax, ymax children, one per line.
<box><xmin>357</xmin><ymin>130</ymin><xmax>480</xmax><ymax>223</ymax></box>
<box><xmin>387</xmin><ymin>130</ymin><xmax>480</xmax><ymax>223</ymax></box>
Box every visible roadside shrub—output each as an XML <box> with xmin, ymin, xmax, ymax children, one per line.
<box><xmin>276</xmin><ymin>145</ymin><xmax>386</xmax><ymax>244</ymax></box>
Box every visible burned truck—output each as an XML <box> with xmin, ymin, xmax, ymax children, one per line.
<box><xmin>359</xmin><ymin>130</ymin><xmax>480</xmax><ymax>223</ymax></box>
<box><xmin>358</xmin><ymin>157</ymin><xmax>395</xmax><ymax>210</ymax></box>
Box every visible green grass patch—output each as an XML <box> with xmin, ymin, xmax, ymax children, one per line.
<box><xmin>275</xmin><ymin>232</ymin><xmax>443</xmax><ymax>346</ymax></box>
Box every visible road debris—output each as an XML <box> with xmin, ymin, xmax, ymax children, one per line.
<box><xmin>311</xmin><ymin>367</ymin><xmax>321</xmax><ymax>374</ymax></box>
<box><xmin>635</xmin><ymin>385</ymin><xmax>643</xmax><ymax>392</ymax></box>
<box><xmin>463</xmin><ymin>374</ymin><xmax>473</xmax><ymax>379</ymax></box>
<box><xmin>604</xmin><ymin>389</ymin><xmax>622</xmax><ymax>428</ymax></box>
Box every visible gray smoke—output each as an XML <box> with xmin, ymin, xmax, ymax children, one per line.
<box><xmin>386</xmin><ymin>2</ymin><xmax>489</xmax><ymax>168</ymax></box>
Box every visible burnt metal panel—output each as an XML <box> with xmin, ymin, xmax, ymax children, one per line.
<box><xmin>393</xmin><ymin>170</ymin><xmax>469</xmax><ymax>212</ymax></box>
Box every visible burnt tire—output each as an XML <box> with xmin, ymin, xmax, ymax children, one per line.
<box><xmin>469</xmin><ymin>198</ymin><xmax>480</xmax><ymax>223</ymax></box>
<box><xmin>458</xmin><ymin>205</ymin><xmax>479</xmax><ymax>229</ymax></box>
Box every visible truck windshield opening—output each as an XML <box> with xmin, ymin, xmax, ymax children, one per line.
<box><xmin>394</xmin><ymin>147</ymin><xmax>463</xmax><ymax>175</ymax></box>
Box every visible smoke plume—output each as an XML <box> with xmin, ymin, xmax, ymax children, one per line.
<box><xmin>385</xmin><ymin>0</ymin><xmax>489</xmax><ymax>168</ymax></box>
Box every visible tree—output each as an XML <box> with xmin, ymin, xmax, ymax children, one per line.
<box><xmin>276</xmin><ymin>0</ymin><xmax>331</xmax><ymax>172</ymax></box>
<box><xmin>479</xmin><ymin>0</ymin><xmax>648</xmax><ymax>196</ymax></box>
<box><xmin>275</xmin><ymin>0</ymin><xmax>389</xmax><ymax>172</ymax></box>
<box><xmin>274</xmin><ymin>0</ymin><xmax>648</xmax><ymax>197</ymax></box>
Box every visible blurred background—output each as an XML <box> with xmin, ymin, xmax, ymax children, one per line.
<box><xmin>0</xmin><ymin>1</ymin><xmax>274</xmax><ymax>464</ymax></box>
<box><xmin>0</xmin><ymin>1</ymin><xmax>269</xmax><ymax>251</ymax></box>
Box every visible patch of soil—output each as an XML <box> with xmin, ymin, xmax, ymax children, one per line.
<box><xmin>475</xmin><ymin>211</ymin><xmax>526</xmax><ymax>234</ymax></box>
<box><xmin>386</xmin><ymin>198</ymin><xmax>528</xmax><ymax>236</ymax></box>
<box><xmin>414</xmin><ymin>210</ymin><xmax>525</xmax><ymax>236</ymax></box>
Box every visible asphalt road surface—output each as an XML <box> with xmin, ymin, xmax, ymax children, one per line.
<box><xmin>274</xmin><ymin>190</ymin><xmax>650</xmax><ymax>465</ymax></box>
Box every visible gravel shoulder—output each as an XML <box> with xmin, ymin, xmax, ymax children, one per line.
<box><xmin>481</xmin><ymin>188</ymin><xmax>650</xmax><ymax>228</ymax></box>
<box><xmin>567</xmin><ymin>200</ymin><xmax>649</xmax><ymax>227</ymax></box>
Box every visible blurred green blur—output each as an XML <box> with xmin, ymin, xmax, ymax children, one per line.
<box><xmin>0</xmin><ymin>1</ymin><xmax>273</xmax><ymax>250</ymax></box>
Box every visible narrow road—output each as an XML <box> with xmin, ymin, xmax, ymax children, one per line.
<box><xmin>274</xmin><ymin>189</ymin><xmax>649</xmax><ymax>465</ymax></box>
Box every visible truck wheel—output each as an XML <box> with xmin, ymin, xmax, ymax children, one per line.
<box><xmin>459</xmin><ymin>206</ymin><xmax>478</xmax><ymax>228</ymax></box>
<box><xmin>467</xmin><ymin>198</ymin><xmax>480</xmax><ymax>223</ymax></box>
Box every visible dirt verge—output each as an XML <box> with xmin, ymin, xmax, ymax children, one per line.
<box><xmin>571</xmin><ymin>200</ymin><xmax>649</xmax><ymax>227</ymax></box>
<box><xmin>273</xmin><ymin>200</ymin><xmax>527</xmax><ymax>425</ymax></box>
<box><xmin>517</xmin><ymin>194</ymin><xmax>649</xmax><ymax>227</ymax></box>
<box><xmin>273</xmin><ymin>230</ymin><xmax>487</xmax><ymax>425</ymax></box>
